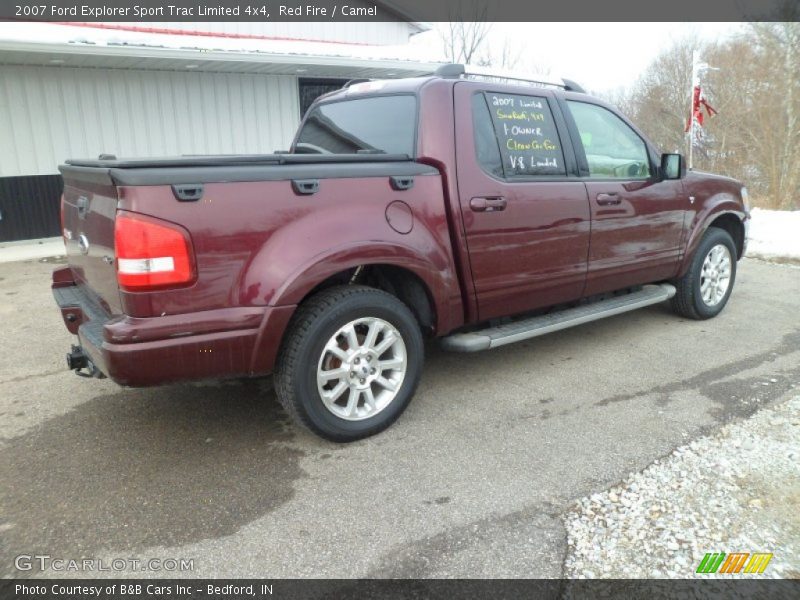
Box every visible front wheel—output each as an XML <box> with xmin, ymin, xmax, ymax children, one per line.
<box><xmin>671</xmin><ymin>227</ymin><xmax>738</xmax><ymax>320</ymax></box>
<box><xmin>274</xmin><ymin>285</ymin><xmax>423</xmax><ymax>442</ymax></box>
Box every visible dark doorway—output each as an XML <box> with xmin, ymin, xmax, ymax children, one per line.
<box><xmin>0</xmin><ymin>175</ymin><xmax>63</xmax><ymax>242</ymax></box>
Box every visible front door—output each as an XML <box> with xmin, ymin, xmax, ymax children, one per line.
<box><xmin>563</xmin><ymin>99</ymin><xmax>687</xmax><ymax>296</ymax></box>
<box><xmin>455</xmin><ymin>84</ymin><xmax>591</xmax><ymax>321</ymax></box>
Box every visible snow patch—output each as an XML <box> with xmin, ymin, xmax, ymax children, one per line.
<box><xmin>746</xmin><ymin>208</ymin><xmax>800</xmax><ymax>264</ymax></box>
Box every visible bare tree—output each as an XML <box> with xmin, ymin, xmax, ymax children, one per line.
<box><xmin>622</xmin><ymin>25</ymin><xmax>799</xmax><ymax>209</ymax></box>
<box><xmin>441</xmin><ymin>21</ymin><xmax>492</xmax><ymax>65</ymax></box>
<box><xmin>597</xmin><ymin>87</ymin><xmax>638</xmax><ymax>131</ymax></box>
<box><xmin>479</xmin><ymin>38</ymin><xmax>522</xmax><ymax>70</ymax></box>
<box><xmin>440</xmin><ymin>22</ymin><xmax>524</xmax><ymax>70</ymax></box>
<box><xmin>747</xmin><ymin>22</ymin><xmax>799</xmax><ymax>209</ymax></box>
<box><xmin>439</xmin><ymin>0</ymin><xmax>541</xmax><ymax>70</ymax></box>
<box><xmin>625</xmin><ymin>36</ymin><xmax>701</xmax><ymax>155</ymax></box>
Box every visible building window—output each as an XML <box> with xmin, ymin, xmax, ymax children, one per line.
<box><xmin>299</xmin><ymin>78</ymin><xmax>349</xmax><ymax>118</ymax></box>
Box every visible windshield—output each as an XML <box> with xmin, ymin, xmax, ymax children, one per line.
<box><xmin>294</xmin><ymin>95</ymin><xmax>417</xmax><ymax>156</ymax></box>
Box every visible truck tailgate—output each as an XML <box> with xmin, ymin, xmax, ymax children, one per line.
<box><xmin>61</xmin><ymin>170</ymin><xmax>121</xmax><ymax>315</ymax></box>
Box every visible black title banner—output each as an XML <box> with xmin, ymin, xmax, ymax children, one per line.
<box><xmin>3</xmin><ymin>579</ymin><xmax>800</xmax><ymax>600</ymax></box>
<box><xmin>3</xmin><ymin>0</ymin><xmax>799</xmax><ymax>22</ymax></box>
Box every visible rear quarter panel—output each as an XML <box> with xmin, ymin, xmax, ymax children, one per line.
<box><xmin>61</xmin><ymin>178</ymin><xmax>122</xmax><ymax>315</ymax></box>
<box><xmin>117</xmin><ymin>173</ymin><xmax>463</xmax><ymax>334</ymax></box>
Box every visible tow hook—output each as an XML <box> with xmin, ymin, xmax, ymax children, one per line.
<box><xmin>66</xmin><ymin>344</ymin><xmax>106</xmax><ymax>378</ymax></box>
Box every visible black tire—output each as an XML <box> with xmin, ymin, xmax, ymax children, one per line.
<box><xmin>274</xmin><ymin>285</ymin><xmax>424</xmax><ymax>442</ymax></box>
<box><xmin>671</xmin><ymin>227</ymin><xmax>738</xmax><ymax>320</ymax></box>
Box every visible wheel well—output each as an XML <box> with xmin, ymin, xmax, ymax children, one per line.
<box><xmin>708</xmin><ymin>213</ymin><xmax>745</xmax><ymax>258</ymax></box>
<box><xmin>301</xmin><ymin>265</ymin><xmax>436</xmax><ymax>334</ymax></box>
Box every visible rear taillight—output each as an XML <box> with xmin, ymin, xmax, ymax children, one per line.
<box><xmin>114</xmin><ymin>211</ymin><xmax>195</xmax><ymax>291</ymax></box>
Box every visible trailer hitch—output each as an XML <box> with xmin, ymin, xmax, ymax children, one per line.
<box><xmin>66</xmin><ymin>344</ymin><xmax>106</xmax><ymax>379</ymax></box>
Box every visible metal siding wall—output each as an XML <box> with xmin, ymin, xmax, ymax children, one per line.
<box><xmin>0</xmin><ymin>65</ymin><xmax>301</xmax><ymax>177</ymax></box>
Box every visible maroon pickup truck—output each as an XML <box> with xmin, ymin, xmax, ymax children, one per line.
<box><xmin>53</xmin><ymin>64</ymin><xmax>749</xmax><ymax>441</ymax></box>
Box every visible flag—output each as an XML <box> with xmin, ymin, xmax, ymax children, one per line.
<box><xmin>685</xmin><ymin>85</ymin><xmax>718</xmax><ymax>132</ymax></box>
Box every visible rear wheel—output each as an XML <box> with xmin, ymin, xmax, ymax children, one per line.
<box><xmin>671</xmin><ymin>228</ymin><xmax>737</xmax><ymax>320</ymax></box>
<box><xmin>274</xmin><ymin>285</ymin><xmax>423</xmax><ymax>442</ymax></box>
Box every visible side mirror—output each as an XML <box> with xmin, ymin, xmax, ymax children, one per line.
<box><xmin>660</xmin><ymin>153</ymin><xmax>684</xmax><ymax>180</ymax></box>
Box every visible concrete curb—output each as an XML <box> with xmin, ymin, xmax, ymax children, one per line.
<box><xmin>0</xmin><ymin>237</ymin><xmax>65</xmax><ymax>263</ymax></box>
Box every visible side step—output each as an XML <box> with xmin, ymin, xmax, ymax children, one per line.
<box><xmin>441</xmin><ymin>284</ymin><xmax>676</xmax><ymax>352</ymax></box>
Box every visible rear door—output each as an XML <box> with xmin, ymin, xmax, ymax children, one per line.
<box><xmin>561</xmin><ymin>99</ymin><xmax>686</xmax><ymax>296</ymax></box>
<box><xmin>61</xmin><ymin>171</ymin><xmax>121</xmax><ymax>315</ymax></box>
<box><xmin>454</xmin><ymin>83</ymin><xmax>591</xmax><ymax>321</ymax></box>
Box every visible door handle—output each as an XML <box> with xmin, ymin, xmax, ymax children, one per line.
<box><xmin>172</xmin><ymin>184</ymin><xmax>204</xmax><ymax>202</ymax></box>
<box><xmin>291</xmin><ymin>179</ymin><xmax>319</xmax><ymax>195</ymax></box>
<box><xmin>596</xmin><ymin>193</ymin><xmax>621</xmax><ymax>206</ymax></box>
<box><xmin>470</xmin><ymin>197</ymin><xmax>507</xmax><ymax>212</ymax></box>
<box><xmin>390</xmin><ymin>176</ymin><xmax>414</xmax><ymax>191</ymax></box>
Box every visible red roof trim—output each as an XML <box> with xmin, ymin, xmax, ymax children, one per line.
<box><xmin>52</xmin><ymin>22</ymin><xmax>378</xmax><ymax>47</ymax></box>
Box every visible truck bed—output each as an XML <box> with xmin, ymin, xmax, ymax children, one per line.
<box><xmin>55</xmin><ymin>150</ymin><xmax>452</xmax><ymax>385</ymax></box>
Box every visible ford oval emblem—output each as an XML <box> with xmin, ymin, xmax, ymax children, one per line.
<box><xmin>78</xmin><ymin>234</ymin><xmax>90</xmax><ymax>255</ymax></box>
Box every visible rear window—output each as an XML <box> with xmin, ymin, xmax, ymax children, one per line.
<box><xmin>294</xmin><ymin>95</ymin><xmax>417</xmax><ymax>156</ymax></box>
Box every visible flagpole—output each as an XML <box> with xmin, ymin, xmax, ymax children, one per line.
<box><xmin>688</xmin><ymin>50</ymin><xmax>698</xmax><ymax>171</ymax></box>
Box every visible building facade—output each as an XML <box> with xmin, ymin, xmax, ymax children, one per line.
<box><xmin>0</xmin><ymin>12</ymin><xmax>435</xmax><ymax>241</ymax></box>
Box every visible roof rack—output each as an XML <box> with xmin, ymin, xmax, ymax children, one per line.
<box><xmin>433</xmin><ymin>63</ymin><xmax>585</xmax><ymax>93</ymax></box>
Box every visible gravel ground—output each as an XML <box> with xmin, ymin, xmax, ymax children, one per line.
<box><xmin>564</xmin><ymin>394</ymin><xmax>800</xmax><ymax>579</ymax></box>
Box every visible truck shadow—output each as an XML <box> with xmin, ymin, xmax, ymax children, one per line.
<box><xmin>0</xmin><ymin>379</ymin><xmax>304</xmax><ymax>576</ymax></box>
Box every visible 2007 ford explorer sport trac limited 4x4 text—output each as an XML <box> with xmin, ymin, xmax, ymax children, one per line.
<box><xmin>53</xmin><ymin>64</ymin><xmax>749</xmax><ymax>441</ymax></box>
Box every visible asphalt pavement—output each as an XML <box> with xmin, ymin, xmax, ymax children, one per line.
<box><xmin>1</xmin><ymin>256</ymin><xmax>798</xmax><ymax>578</ymax></box>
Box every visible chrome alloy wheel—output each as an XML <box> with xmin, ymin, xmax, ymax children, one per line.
<box><xmin>316</xmin><ymin>317</ymin><xmax>407</xmax><ymax>421</ymax></box>
<box><xmin>700</xmin><ymin>243</ymin><xmax>732</xmax><ymax>307</ymax></box>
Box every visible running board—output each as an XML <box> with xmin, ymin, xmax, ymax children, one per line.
<box><xmin>441</xmin><ymin>284</ymin><xmax>676</xmax><ymax>352</ymax></box>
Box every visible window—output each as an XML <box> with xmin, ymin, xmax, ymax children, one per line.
<box><xmin>479</xmin><ymin>92</ymin><xmax>566</xmax><ymax>178</ymax></box>
<box><xmin>295</xmin><ymin>95</ymin><xmax>416</xmax><ymax>156</ymax></box>
<box><xmin>472</xmin><ymin>93</ymin><xmax>504</xmax><ymax>178</ymax></box>
<box><xmin>567</xmin><ymin>101</ymin><xmax>651</xmax><ymax>179</ymax></box>
<box><xmin>298</xmin><ymin>78</ymin><xmax>347</xmax><ymax>118</ymax></box>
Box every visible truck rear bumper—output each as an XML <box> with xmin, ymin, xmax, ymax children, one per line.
<box><xmin>52</xmin><ymin>267</ymin><xmax>294</xmax><ymax>386</ymax></box>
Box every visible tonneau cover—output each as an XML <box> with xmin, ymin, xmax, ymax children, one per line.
<box><xmin>65</xmin><ymin>153</ymin><xmax>411</xmax><ymax>169</ymax></box>
<box><xmin>59</xmin><ymin>154</ymin><xmax>437</xmax><ymax>187</ymax></box>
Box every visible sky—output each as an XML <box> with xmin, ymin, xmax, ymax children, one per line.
<box><xmin>411</xmin><ymin>22</ymin><xmax>741</xmax><ymax>93</ymax></box>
